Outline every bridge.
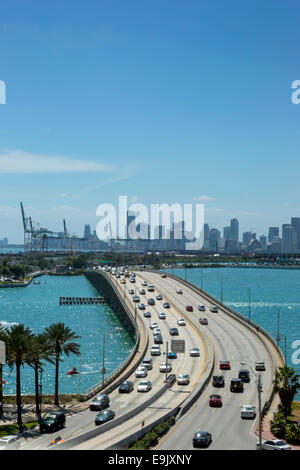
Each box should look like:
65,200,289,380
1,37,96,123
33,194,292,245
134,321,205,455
20,268,284,451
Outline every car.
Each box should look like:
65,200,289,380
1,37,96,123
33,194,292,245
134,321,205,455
167,351,177,359
161,273,167,278
210,305,218,313
220,360,231,370
176,289,183,294
142,281,148,286
256,439,292,451
160,362,172,372
137,380,152,392
193,430,212,448
199,317,208,325
95,409,115,425
158,312,166,320
133,295,140,303
138,303,145,310
212,375,225,387
169,328,179,336
89,393,110,411
177,318,186,326
139,288,146,295
130,278,136,283
129,289,135,294
177,373,190,385
130,272,135,277
144,311,151,318
230,378,244,392
190,347,200,357
156,294,163,300
154,334,163,344
150,345,161,356
120,279,126,284
147,285,155,292
0,435,21,450
238,369,250,382
39,411,66,433
135,366,148,378
185,305,193,312
148,298,155,306
150,321,158,329
241,405,256,419
163,302,170,309
153,327,161,335
255,361,265,371
198,305,206,311
209,394,222,407
142,358,153,370
118,380,134,393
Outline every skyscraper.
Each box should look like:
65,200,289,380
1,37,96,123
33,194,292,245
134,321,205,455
291,217,300,250
223,226,231,241
268,227,279,244
230,218,239,242
83,224,91,240
282,225,298,254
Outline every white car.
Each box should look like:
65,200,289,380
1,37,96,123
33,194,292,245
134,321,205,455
158,312,166,320
190,347,200,357
135,366,148,378
150,345,161,356
142,281,148,286
256,439,292,450
177,373,190,385
176,289,183,294
159,362,172,372
153,328,161,335
199,317,208,325
137,380,152,392
150,322,158,330
0,435,20,450
177,318,186,326
241,405,256,419
255,361,265,371
210,305,218,313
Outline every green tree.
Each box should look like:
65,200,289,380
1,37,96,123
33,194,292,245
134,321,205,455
43,323,81,405
274,366,300,417
5,324,34,430
0,324,8,404
29,334,55,420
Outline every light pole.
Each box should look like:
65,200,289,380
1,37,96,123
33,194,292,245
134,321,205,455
200,268,203,290
270,332,287,364
102,333,106,388
240,286,251,324
240,361,263,450
220,275,224,305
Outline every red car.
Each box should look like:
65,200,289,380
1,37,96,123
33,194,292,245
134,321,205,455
209,394,222,407
219,360,231,370
185,306,193,312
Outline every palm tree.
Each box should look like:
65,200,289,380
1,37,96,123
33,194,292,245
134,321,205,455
274,365,300,417
0,324,8,404
29,333,55,421
5,324,34,430
43,323,81,406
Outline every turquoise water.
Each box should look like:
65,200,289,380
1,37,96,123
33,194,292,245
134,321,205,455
167,267,300,399
0,275,134,395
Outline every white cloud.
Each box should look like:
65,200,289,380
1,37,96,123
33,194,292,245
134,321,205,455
0,150,113,173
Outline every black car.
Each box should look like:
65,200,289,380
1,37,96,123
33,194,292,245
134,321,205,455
169,328,179,336
40,412,66,433
154,334,163,344
230,378,244,392
212,375,225,387
148,298,155,305
144,311,151,318
193,430,212,448
238,369,250,383
163,302,170,309
118,380,134,393
95,409,115,425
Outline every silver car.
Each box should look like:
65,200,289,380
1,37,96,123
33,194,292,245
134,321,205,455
190,348,200,357
177,373,190,385
135,366,148,378
137,380,152,392
159,362,172,372
256,439,292,450
0,435,20,450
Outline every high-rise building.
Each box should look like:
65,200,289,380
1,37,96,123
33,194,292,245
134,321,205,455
291,217,300,250
83,224,91,240
282,225,298,254
242,232,255,247
230,218,239,242
259,235,267,251
223,226,231,241
268,227,279,244
209,228,220,252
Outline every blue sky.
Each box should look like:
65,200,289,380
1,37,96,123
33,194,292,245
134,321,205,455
0,0,300,242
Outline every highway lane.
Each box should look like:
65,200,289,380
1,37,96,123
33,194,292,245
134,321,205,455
21,270,206,450
138,271,274,450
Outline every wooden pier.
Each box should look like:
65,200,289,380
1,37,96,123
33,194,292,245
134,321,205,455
59,296,105,305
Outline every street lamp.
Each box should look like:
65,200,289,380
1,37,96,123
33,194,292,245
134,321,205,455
240,286,251,324
240,361,263,450
270,332,287,364
220,275,224,305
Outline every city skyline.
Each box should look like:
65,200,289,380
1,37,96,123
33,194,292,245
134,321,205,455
1,1,300,244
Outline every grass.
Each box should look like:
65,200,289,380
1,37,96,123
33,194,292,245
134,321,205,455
0,421,38,438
